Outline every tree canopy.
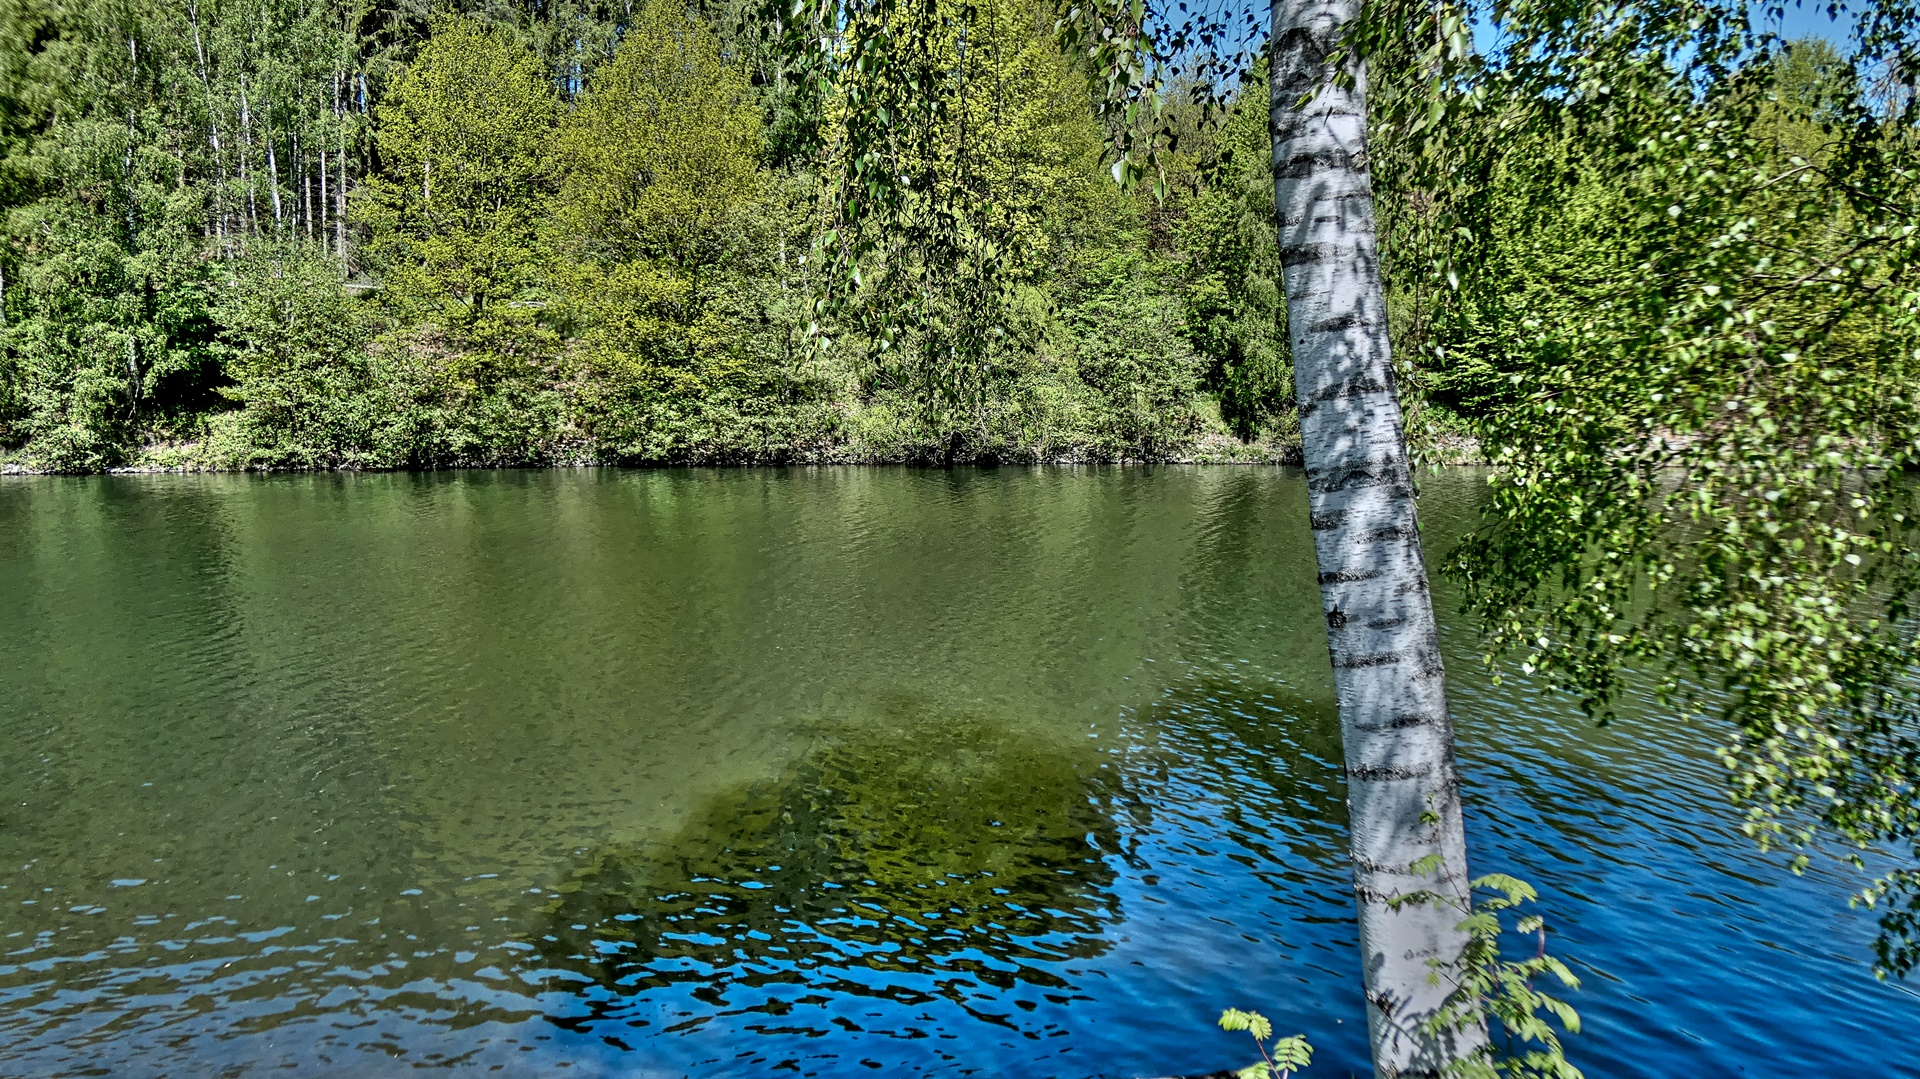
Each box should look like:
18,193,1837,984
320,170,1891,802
0,0,1260,470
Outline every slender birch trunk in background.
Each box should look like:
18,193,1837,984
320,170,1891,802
1269,1,1485,1074
319,143,329,253
301,131,312,240
187,0,227,244
333,71,347,259
240,79,258,231
267,134,284,229
336,140,347,257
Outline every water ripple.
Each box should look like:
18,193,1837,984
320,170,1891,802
0,467,1913,1077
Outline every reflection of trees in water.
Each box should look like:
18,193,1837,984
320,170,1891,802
528,702,1125,1030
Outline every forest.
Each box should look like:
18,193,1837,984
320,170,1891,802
0,0,1870,472
5,0,1920,1073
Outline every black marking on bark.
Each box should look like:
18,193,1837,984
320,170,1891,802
1309,510,1348,531
1354,712,1439,732
1306,464,1410,496
1366,613,1409,630
1347,762,1434,781
1303,452,1400,479
1351,853,1412,876
1318,569,1380,585
1335,650,1403,669
1274,150,1361,179
1350,855,1461,880
1303,376,1391,404
1309,214,1374,234
1269,25,1332,91
1325,608,1347,630
1280,185,1378,222
1278,210,1376,232
1418,663,1448,679
1271,103,1366,138
1276,141,1373,176
1297,395,1393,430
1310,312,1364,333
1365,524,1419,542
1351,848,1397,875
1279,242,1341,269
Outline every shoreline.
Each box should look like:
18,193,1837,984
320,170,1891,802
0,433,1485,476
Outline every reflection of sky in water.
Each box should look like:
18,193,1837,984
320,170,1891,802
0,468,1916,1078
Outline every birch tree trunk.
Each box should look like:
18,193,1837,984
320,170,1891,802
1268,2,1486,1075
304,150,314,240
336,141,347,258
334,72,347,260
267,134,284,230
186,0,227,244
239,80,257,232
319,143,329,254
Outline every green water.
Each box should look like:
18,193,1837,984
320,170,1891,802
1,468,1915,1077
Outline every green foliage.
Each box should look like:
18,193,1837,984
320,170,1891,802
358,326,575,468
1765,37,1858,130
1217,1009,1313,1079
0,0,1254,470
1177,68,1290,441
0,0,222,469
1360,0,1920,977
1059,247,1204,457
1426,876,1583,1079
556,4,761,270
208,246,373,467
553,1,783,462
786,0,1184,457
361,17,560,345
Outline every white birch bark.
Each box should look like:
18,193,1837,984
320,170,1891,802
304,148,314,240
327,73,338,256
334,72,347,259
187,0,227,243
267,137,284,229
336,141,347,258
319,141,329,254
239,79,257,232
1268,2,1486,1075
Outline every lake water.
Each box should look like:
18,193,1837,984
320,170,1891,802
1,467,1914,1078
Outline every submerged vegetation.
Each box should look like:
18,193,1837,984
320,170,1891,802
534,709,1122,1013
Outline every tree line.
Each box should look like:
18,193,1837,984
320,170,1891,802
0,0,1300,470
3,0,1857,476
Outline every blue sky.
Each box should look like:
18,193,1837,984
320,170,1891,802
1763,1,1857,42
1471,0,1859,55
